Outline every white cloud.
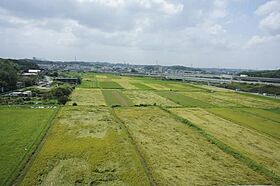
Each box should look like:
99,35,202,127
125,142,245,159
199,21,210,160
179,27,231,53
255,0,280,16
0,0,279,69
255,0,280,34
259,12,280,34
246,34,280,48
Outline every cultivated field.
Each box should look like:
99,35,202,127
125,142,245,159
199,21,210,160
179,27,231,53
67,88,106,106
169,108,280,175
21,106,150,185
123,90,179,107
0,107,57,186
115,107,271,185
6,72,279,185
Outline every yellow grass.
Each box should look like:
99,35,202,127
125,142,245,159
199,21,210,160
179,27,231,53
115,107,270,185
170,108,280,176
123,90,179,107
141,82,170,90
112,78,138,89
67,88,106,106
21,106,150,185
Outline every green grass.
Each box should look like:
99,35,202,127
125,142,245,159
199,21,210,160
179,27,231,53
102,90,133,107
0,107,57,186
158,91,213,107
130,82,154,90
241,108,280,123
99,81,123,89
208,108,280,139
78,80,97,88
268,108,280,114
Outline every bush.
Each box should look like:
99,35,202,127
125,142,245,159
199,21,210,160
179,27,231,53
72,102,77,106
57,95,68,105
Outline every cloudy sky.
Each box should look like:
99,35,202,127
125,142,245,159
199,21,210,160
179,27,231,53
0,0,279,69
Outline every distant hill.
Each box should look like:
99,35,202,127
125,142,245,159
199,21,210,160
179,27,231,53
239,69,280,78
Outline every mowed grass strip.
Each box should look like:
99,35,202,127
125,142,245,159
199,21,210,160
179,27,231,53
208,108,280,139
130,82,154,90
170,108,280,176
0,107,57,186
102,90,133,107
21,106,150,185
158,91,212,107
67,88,106,106
99,81,123,89
114,107,270,185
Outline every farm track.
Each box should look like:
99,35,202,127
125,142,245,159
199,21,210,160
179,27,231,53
110,108,157,186
160,106,280,185
11,107,61,186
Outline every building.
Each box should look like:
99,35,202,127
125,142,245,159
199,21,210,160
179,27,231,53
28,69,41,73
53,77,79,84
10,91,32,97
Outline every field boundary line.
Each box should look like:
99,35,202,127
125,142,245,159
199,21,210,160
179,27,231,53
110,108,157,186
158,106,280,185
11,107,61,185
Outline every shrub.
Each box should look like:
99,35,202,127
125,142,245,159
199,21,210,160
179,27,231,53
72,102,78,106
58,95,68,105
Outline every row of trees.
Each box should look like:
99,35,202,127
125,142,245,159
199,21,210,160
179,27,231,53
0,58,40,92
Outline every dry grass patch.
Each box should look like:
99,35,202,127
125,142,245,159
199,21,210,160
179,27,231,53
115,107,270,185
170,108,280,176
21,106,150,185
124,90,179,107
67,88,106,106
112,78,138,89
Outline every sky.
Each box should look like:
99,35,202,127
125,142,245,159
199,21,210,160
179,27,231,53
0,0,279,69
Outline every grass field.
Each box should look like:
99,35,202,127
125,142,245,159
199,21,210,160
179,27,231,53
123,90,179,107
21,106,150,185
0,107,57,186
67,88,106,106
102,90,133,107
115,107,270,185
98,81,124,89
158,91,213,107
208,108,280,139
169,108,280,175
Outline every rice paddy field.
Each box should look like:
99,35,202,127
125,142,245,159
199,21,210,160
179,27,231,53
3,73,280,185
0,107,57,186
